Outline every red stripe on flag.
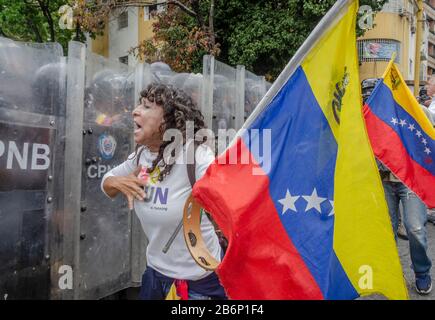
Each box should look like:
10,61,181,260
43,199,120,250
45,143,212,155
364,105,435,208
193,138,324,299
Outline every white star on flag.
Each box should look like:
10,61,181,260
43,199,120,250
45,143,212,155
302,188,327,214
424,147,431,155
416,130,422,138
278,190,300,215
328,200,335,216
399,119,407,127
422,138,427,145
408,123,415,131
391,118,398,125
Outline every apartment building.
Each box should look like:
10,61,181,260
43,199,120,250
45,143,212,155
88,1,165,67
358,0,430,84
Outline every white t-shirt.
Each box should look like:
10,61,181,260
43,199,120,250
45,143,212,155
101,143,221,280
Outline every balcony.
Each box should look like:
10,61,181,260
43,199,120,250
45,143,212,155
116,0,157,5
428,52,435,68
429,30,435,45
425,1,435,20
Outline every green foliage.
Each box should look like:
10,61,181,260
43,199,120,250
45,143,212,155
132,2,220,74
0,0,389,78
140,0,389,80
214,0,389,80
0,0,83,53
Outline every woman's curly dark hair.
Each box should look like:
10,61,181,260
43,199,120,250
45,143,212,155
133,83,207,182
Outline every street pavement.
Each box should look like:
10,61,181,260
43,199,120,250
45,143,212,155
397,220,435,300
359,219,435,300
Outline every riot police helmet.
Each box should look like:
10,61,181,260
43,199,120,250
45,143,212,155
168,72,190,89
150,61,174,85
361,78,381,104
181,73,203,107
32,61,67,115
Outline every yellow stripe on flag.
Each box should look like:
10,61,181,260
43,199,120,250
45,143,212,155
302,0,408,299
165,283,181,300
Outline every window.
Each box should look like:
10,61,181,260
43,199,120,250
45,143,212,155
381,0,404,14
144,6,150,20
430,19,435,34
429,44,435,58
157,4,166,13
357,39,401,63
144,4,157,21
118,11,128,30
119,56,128,65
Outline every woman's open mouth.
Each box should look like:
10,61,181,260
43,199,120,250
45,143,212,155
134,120,142,134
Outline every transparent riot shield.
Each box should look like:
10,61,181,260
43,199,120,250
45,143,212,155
149,61,174,85
77,49,138,299
134,61,152,99
234,66,268,130
0,37,66,299
136,63,204,116
212,61,237,135
202,56,237,154
168,72,204,111
234,65,245,131
202,55,238,154
168,72,190,89
244,70,267,121
201,55,214,129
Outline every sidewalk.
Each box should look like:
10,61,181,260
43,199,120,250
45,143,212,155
360,221,435,300
398,221,435,300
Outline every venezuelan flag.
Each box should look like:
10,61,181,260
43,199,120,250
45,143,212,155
165,281,188,300
193,0,408,299
363,60,435,208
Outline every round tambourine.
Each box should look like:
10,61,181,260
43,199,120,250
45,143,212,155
183,194,220,271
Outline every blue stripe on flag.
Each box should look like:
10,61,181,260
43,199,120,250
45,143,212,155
367,82,435,174
242,66,358,299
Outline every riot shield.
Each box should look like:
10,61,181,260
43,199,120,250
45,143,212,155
149,61,174,85
0,37,66,299
212,62,237,134
244,70,267,121
204,56,238,155
169,72,204,111
137,63,204,118
202,55,238,137
77,50,137,299
201,55,214,129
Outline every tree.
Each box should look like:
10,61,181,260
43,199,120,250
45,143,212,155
130,1,219,73
73,0,116,37
0,0,85,52
76,0,389,79
74,0,219,73
215,0,388,80
138,0,388,79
